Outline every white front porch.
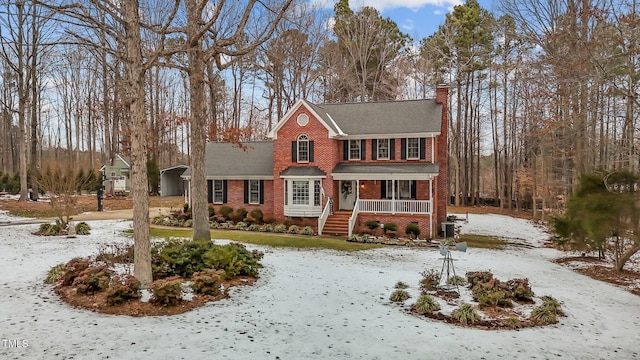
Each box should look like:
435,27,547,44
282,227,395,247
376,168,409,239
358,199,432,215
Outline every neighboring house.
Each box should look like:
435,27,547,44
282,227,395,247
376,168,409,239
100,154,131,196
183,86,449,238
160,165,189,196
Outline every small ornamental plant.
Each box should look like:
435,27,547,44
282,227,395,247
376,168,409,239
191,269,225,296
72,266,112,294
413,294,441,315
150,276,183,306
390,289,410,302
451,303,481,325
106,275,142,305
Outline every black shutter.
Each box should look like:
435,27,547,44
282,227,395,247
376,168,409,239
222,180,228,203
244,180,249,204
360,140,366,160
259,180,264,204
309,141,314,162
381,180,387,199
372,139,378,160
390,139,395,160
411,180,417,199
420,138,426,160
401,138,406,160
343,140,349,160
207,180,213,203
291,141,297,162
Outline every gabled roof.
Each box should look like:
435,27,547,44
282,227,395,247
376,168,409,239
269,98,443,139
181,142,273,180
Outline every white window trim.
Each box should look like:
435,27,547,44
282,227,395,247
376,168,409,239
407,138,420,160
349,140,361,160
377,139,390,160
283,178,323,217
213,179,224,204
248,180,260,205
297,134,309,163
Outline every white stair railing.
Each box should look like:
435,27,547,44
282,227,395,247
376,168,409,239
317,197,333,235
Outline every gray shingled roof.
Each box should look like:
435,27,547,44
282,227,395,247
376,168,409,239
280,166,326,177
332,163,439,180
309,99,443,137
182,142,273,179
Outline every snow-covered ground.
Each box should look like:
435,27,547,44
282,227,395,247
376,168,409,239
1,210,639,359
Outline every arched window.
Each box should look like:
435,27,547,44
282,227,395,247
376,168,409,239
297,134,309,162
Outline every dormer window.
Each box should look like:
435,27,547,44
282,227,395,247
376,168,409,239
292,134,314,163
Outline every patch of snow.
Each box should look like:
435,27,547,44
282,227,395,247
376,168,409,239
0,216,638,359
454,213,551,247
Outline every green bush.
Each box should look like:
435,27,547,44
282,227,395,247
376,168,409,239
183,219,193,227
413,294,441,315
274,224,286,233
75,222,91,235
248,224,261,231
204,243,262,279
150,276,183,306
475,288,512,307
389,289,410,302
152,238,215,279
106,275,141,305
235,221,248,230
301,226,314,235
249,209,264,223
383,222,398,233
451,304,480,325
72,266,112,294
394,281,409,289
218,205,234,220
364,220,379,230
191,269,225,296
45,263,66,284
500,316,523,329
530,305,557,323
208,205,216,218
540,296,562,315
420,269,440,293
447,275,467,286
405,223,421,238
466,271,494,286
263,224,273,232
36,223,64,236
230,207,248,223
288,225,299,234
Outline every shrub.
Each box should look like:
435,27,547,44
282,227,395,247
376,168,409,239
61,257,91,286
394,281,409,289
72,266,112,294
263,216,277,225
419,269,440,293
75,222,91,235
263,224,273,232
507,278,534,301
540,296,562,315
152,238,215,279
500,316,523,329
466,271,494,286
150,276,183,306
413,294,441,315
235,222,248,230
530,305,557,323
364,220,379,230
274,224,286,233
203,243,262,279
383,222,398,233
451,304,480,325
389,289,410,302
191,269,225,296
475,288,512,307
45,263,66,284
248,224,261,232
301,226,314,235
152,215,167,225
183,219,193,228
405,223,421,238
288,224,299,234
106,275,141,305
283,217,295,228
447,275,467,286
208,205,216,219
183,203,189,213
36,223,64,236
210,222,220,229
218,205,233,220
249,209,264,224
230,207,248,223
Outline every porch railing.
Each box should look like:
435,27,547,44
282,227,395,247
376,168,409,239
317,197,333,236
347,199,360,238
358,199,432,214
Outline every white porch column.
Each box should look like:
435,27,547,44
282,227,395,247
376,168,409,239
429,178,433,239
391,179,396,214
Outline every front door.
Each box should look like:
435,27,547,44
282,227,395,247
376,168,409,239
339,180,356,210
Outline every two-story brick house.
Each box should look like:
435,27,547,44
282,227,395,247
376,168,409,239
183,86,448,238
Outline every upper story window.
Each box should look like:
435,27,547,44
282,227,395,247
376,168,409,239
292,134,314,163
349,140,361,160
377,139,390,160
297,134,309,162
407,138,420,159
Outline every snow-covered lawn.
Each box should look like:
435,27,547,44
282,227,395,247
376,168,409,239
1,211,639,359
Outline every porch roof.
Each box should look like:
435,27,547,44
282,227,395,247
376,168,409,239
280,166,327,178
331,162,439,180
